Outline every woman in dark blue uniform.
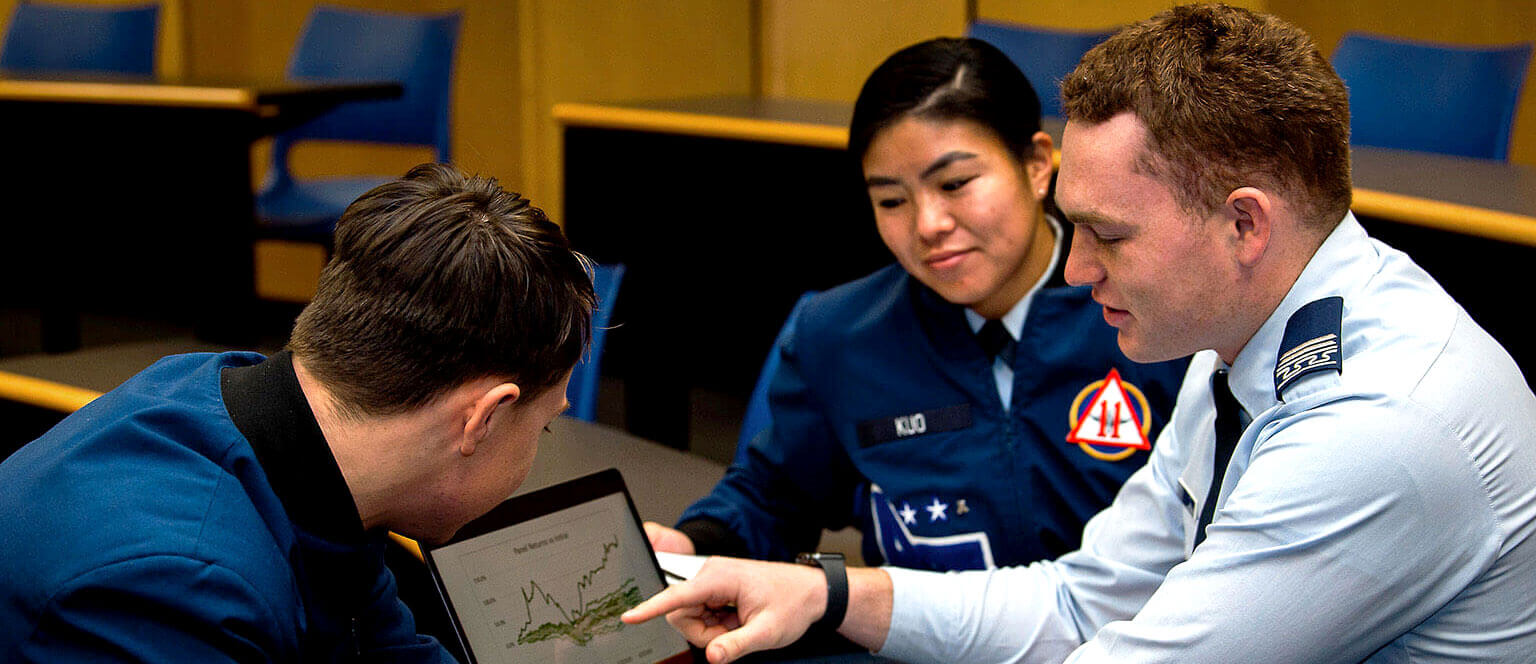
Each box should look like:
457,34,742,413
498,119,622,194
649,38,1188,570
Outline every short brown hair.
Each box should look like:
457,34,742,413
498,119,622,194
1061,3,1352,228
289,163,595,418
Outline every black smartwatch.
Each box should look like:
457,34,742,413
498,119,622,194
795,552,848,633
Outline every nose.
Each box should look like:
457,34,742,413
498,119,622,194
914,194,955,242
1064,230,1103,287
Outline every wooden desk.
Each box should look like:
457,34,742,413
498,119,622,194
0,73,401,352
557,97,1536,244
524,417,725,524
558,97,1536,443
557,97,852,149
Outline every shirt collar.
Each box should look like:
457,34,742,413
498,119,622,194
1225,211,1372,415
220,350,368,545
964,214,1065,338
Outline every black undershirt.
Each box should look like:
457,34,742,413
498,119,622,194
220,349,367,547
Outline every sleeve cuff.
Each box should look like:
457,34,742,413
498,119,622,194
676,518,750,557
876,566,951,661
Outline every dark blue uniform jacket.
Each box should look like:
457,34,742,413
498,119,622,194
0,351,453,662
680,238,1189,570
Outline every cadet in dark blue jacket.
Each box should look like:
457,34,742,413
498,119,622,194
647,38,1188,570
0,164,595,661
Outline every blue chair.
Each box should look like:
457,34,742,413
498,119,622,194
1332,32,1533,161
0,2,158,75
256,6,461,238
738,291,819,448
567,264,626,422
967,20,1114,118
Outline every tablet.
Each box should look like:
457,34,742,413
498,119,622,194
424,468,696,664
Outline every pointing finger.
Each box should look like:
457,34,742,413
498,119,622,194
622,577,731,625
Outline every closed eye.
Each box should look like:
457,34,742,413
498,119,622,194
1067,213,1129,245
1091,228,1123,244
940,176,976,192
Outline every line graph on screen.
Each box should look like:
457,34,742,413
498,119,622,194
516,535,644,647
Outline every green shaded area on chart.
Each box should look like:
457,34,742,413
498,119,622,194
517,535,644,647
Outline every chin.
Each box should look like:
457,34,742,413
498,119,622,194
1115,332,1160,364
934,286,986,308
1118,334,1196,364
911,274,974,305
431,519,471,546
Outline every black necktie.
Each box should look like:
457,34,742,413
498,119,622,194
977,319,1016,367
1194,369,1243,549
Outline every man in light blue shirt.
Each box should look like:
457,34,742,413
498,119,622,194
623,5,1536,663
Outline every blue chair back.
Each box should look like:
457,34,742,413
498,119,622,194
738,291,819,449
966,20,1114,118
1332,32,1533,161
567,264,626,423
267,6,460,190
0,2,157,75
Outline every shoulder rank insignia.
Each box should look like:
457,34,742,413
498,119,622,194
1275,296,1343,399
1066,368,1152,461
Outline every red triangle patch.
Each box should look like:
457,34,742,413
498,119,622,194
1066,368,1150,450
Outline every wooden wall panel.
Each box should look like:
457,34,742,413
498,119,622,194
182,0,248,79
977,0,1266,30
514,0,754,221
758,0,968,103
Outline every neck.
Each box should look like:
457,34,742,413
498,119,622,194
291,358,406,532
1216,228,1328,365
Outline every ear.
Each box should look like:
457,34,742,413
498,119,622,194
1026,130,1055,202
459,382,520,457
1225,186,1274,268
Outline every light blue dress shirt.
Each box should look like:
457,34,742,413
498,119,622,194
964,217,1063,411
880,213,1536,663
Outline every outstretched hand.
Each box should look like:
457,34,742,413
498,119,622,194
622,556,826,664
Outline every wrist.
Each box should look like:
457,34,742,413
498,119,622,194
841,567,892,651
796,552,847,633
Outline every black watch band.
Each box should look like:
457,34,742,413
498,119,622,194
796,552,848,633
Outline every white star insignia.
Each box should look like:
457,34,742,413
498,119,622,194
899,502,918,525
925,497,948,522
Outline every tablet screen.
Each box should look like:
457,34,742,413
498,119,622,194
427,470,692,664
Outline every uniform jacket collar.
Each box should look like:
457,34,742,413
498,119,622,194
221,350,368,546
1226,212,1372,416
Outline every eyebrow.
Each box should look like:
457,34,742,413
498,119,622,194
1062,209,1122,228
921,151,978,179
865,150,979,188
